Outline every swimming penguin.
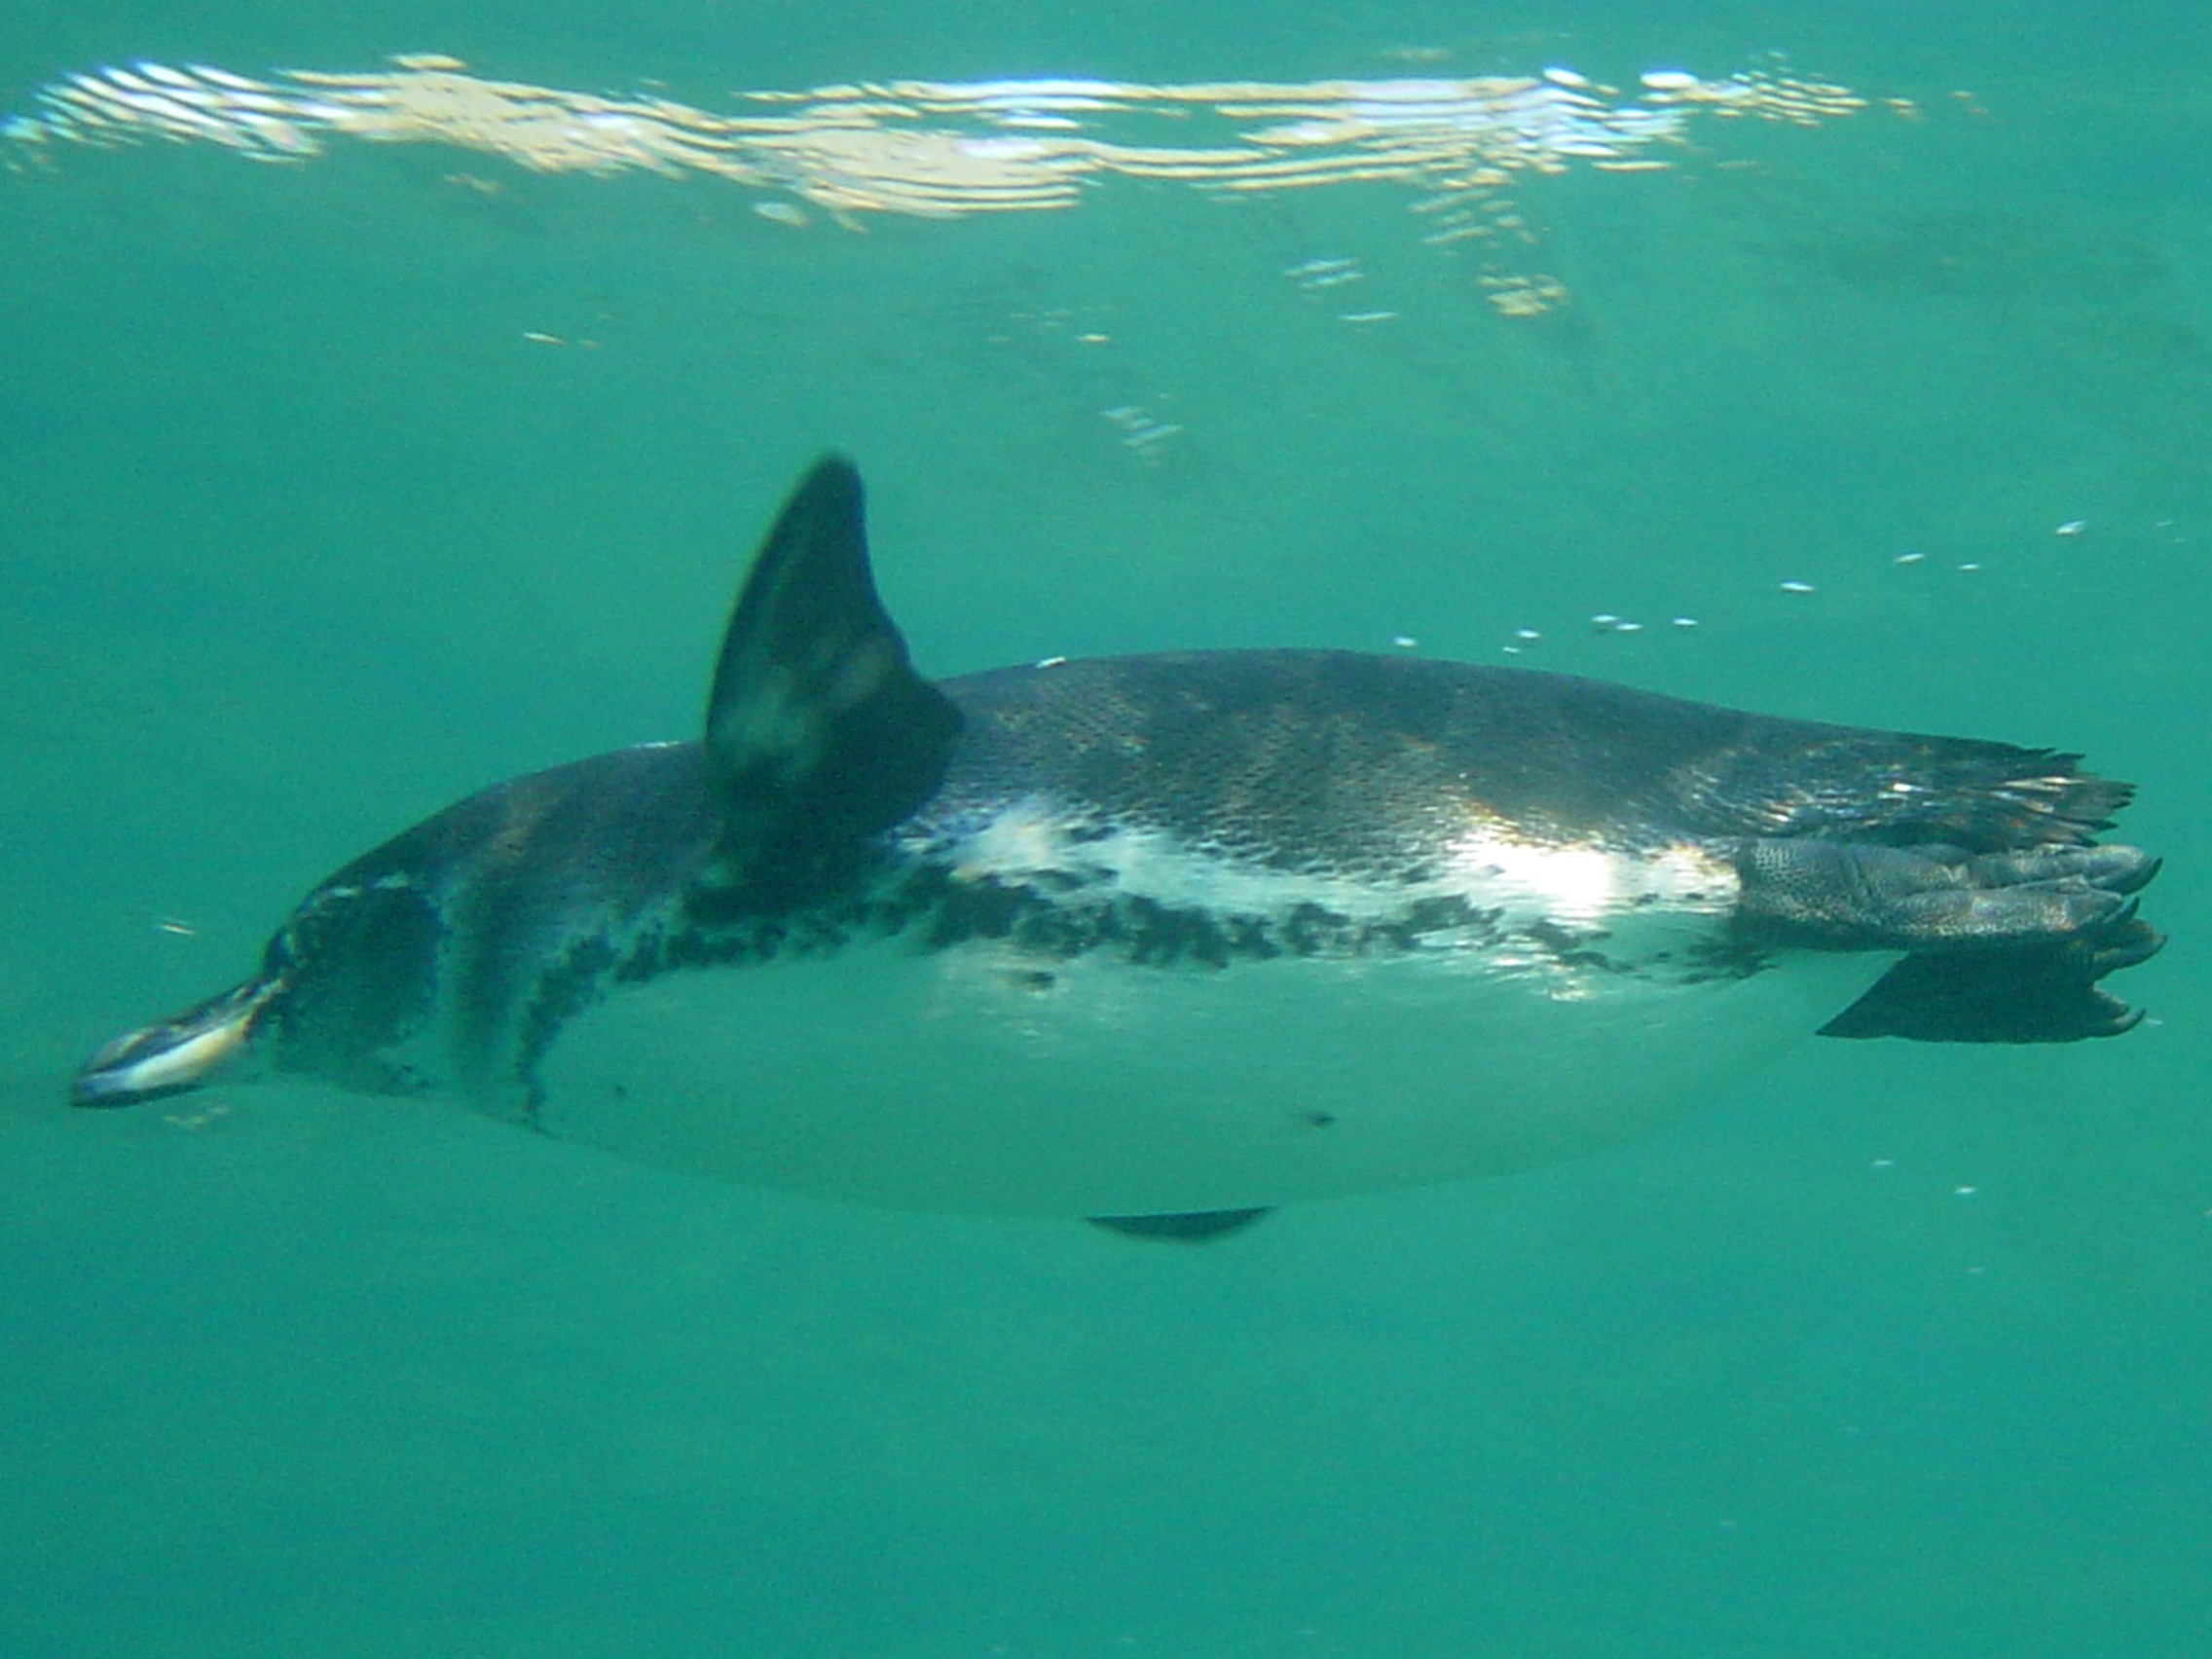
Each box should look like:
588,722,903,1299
72,458,2163,1237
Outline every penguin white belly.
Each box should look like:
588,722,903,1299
531,931,1896,1214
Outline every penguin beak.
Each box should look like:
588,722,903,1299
70,978,279,1106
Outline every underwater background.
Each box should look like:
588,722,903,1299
2,0,2207,1653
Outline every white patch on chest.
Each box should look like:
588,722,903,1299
1438,830,1734,926
923,796,1741,933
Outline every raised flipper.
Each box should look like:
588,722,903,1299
1088,1207,1274,1242
701,456,962,907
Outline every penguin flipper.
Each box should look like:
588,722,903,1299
701,456,962,905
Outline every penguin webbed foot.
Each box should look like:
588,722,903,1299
1745,837,2168,1044
1819,923,2165,1043
1735,838,2160,952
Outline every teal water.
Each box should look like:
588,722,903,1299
3,1,2208,1654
